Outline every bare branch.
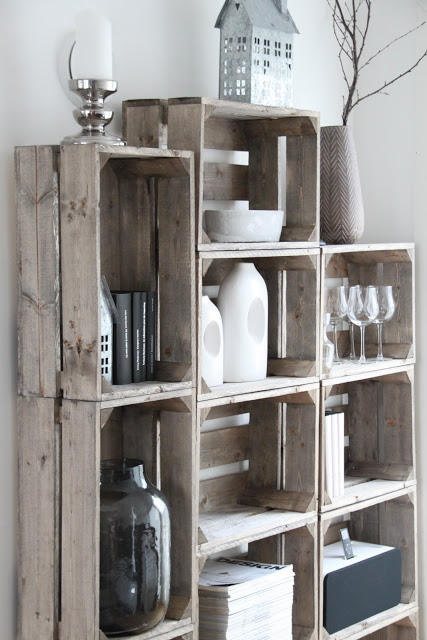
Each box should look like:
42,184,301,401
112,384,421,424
360,21,426,71
327,0,427,125
350,48,427,113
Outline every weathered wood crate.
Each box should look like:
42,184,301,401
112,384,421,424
123,97,320,247
197,382,319,557
60,392,197,640
321,244,415,378
319,488,418,640
198,247,320,401
320,366,415,513
59,144,196,402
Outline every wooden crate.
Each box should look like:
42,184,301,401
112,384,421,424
321,244,415,379
197,383,319,556
198,248,320,401
320,366,415,513
123,97,320,247
59,144,196,402
16,146,61,398
61,391,198,640
319,488,418,640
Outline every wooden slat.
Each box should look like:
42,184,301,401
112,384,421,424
117,173,156,291
244,116,318,137
160,403,197,620
122,100,167,148
286,265,319,363
285,402,318,497
203,162,248,200
346,461,414,482
158,171,195,381
204,116,249,151
99,161,121,290
167,103,205,242
61,400,100,640
238,488,316,512
267,358,317,377
247,401,281,489
286,134,319,235
16,146,61,398
281,225,317,242
110,157,191,178
247,133,280,210
17,396,59,640
200,425,249,470
121,406,159,485
60,145,101,401
285,524,317,635
199,472,248,513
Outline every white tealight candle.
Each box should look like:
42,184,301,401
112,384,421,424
72,10,113,80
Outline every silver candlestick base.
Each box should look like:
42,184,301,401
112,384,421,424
62,79,126,145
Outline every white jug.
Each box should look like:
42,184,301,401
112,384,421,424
201,296,224,387
217,263,268,382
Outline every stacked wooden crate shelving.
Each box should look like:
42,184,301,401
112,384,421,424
17,95,419,640
17,144,198,640
319,244,418,640
124,97,322,640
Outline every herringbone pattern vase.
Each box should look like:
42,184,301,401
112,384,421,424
320,125,364,244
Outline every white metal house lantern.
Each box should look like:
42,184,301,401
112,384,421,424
215,0,299,108
100,276,118,386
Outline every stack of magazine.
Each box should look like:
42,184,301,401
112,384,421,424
198,557,294,640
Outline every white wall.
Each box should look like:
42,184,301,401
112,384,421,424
1,1,425,637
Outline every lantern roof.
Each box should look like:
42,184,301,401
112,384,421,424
215,0,299,35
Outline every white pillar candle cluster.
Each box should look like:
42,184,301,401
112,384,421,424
72,10,113,80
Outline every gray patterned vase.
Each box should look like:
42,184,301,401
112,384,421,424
320,125,364,244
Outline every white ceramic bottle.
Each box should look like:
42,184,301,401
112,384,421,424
217,262,268,382
201,296,223,387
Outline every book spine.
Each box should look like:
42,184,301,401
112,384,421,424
324,413,334,499
113,292,132,385
332,412,340,499
132,292,148,383
337,412,345,497
146,291,156,381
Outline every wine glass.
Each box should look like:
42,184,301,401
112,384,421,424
372,285,396,361
325,286,348,363
347,285,379,364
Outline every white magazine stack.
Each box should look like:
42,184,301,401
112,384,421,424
198,557,294,640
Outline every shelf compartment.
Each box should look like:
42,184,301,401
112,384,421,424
123,97,320,247
198,248,320,400
61,393,197,640
319,489,418,639
321,604,418,640
321,244,415,377
198,385,319,556
320,366,415,512
60,144,196,402
200,521,318,640
108,617,193,640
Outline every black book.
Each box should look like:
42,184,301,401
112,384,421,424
146,291,156,381
112,292,132,385
132,292,147,383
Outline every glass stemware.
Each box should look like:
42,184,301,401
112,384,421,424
372,285,396,361
325,286,348,363
347,285,379,364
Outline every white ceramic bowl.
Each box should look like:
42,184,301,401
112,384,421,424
204,209,284,243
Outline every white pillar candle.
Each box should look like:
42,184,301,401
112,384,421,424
72,11,113,80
